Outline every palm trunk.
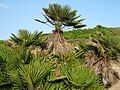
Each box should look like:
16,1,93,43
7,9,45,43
47,29,73,56
85,51,120,87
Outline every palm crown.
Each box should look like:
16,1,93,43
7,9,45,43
35,3,86,31
10,30,43,48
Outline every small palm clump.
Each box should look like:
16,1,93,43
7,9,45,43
10,29,43,48
35,3,86,55
84,33,120,87
44,52,104,90
10,30,44,58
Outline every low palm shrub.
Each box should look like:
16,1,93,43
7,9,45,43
44,53,104,90
78,32,120,87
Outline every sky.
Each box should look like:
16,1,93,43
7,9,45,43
0,0,120,40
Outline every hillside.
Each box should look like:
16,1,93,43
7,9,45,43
0,27,120,90
42,27,120,43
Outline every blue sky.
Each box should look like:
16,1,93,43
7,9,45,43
0,0,120,40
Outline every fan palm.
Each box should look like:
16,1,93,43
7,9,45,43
84,33,120,87
10,29,43,48
10,30,44,59
44,53,104,90
35,3,86,55
8,58,52,90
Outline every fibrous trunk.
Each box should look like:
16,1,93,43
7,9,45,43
85,51,120,87
47,30,73,56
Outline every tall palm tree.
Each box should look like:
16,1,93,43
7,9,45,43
35,3,86,55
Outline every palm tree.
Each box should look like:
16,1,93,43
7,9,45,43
35,3,86,55
10,29,43,48
10,30,44,61
84,33,120,87
43,52,104,90
7,57,52,90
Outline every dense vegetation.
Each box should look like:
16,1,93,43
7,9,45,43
0,27,120,90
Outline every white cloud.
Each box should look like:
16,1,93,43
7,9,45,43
0,3,9,8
